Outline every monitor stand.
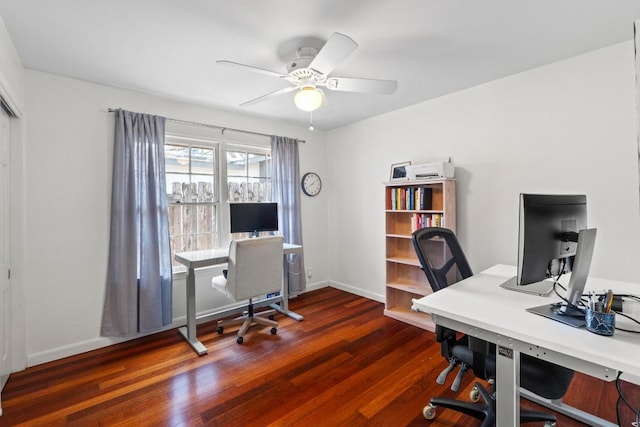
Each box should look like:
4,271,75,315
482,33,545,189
526,228,597,328
500,276,554,297
526,303,586,328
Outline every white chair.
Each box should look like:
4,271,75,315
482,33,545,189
212,236,284,344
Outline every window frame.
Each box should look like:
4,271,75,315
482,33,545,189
220,142,273,242
164,130,273,273
165,135,221,269
225,143,272,202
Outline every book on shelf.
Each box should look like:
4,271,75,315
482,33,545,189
410,213,444,232
387,187,433,210
418,187,433,210
433,213,443,228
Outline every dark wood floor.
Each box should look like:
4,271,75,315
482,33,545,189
1,287,638,426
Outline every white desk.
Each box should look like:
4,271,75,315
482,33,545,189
412,264,640,427
175,243,303,355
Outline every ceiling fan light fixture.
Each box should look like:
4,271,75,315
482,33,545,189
294,87,323,112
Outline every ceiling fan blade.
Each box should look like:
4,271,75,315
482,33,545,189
325,77,398,94
240,86,297,107
216,60,286,79
308,33,358,76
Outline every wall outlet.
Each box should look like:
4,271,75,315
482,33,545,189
306,268,312,279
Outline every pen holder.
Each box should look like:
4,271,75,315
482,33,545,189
585,309,615,336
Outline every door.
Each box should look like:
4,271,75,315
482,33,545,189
0,105,10,414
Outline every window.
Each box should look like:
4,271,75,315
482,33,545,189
165,142,218,267
164,137,272,267
226,145,273,240
227,146,271,202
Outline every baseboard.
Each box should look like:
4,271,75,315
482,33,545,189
328,280,385,303
27,335,132,367
301,280,329,294
26,280,377,367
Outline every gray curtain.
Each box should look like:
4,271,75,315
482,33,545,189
271,135,306,296
101,109,172,336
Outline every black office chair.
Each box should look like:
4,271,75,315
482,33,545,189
412,227,574,427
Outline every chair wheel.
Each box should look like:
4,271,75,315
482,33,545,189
423,404,436,420
271,327,277,335
470,386,480,402
236,336,243,344
217,326,223,334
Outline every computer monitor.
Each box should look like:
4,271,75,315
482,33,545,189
500,193,597,327
230,202,278,237
522,194,587,289
501,194,588,296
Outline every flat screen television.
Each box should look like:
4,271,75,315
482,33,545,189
230,202,278,237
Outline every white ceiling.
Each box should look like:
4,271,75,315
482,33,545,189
1,0,639,130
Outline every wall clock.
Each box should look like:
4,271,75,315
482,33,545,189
301,172,322,197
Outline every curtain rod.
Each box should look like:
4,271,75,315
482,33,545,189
107,108,305,143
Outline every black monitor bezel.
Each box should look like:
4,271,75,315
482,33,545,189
229,202,279,234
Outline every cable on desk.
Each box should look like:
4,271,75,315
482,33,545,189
552,268,640,330
550,260,640,331
550,259,588,315
611,310,640,333
593,292,640,333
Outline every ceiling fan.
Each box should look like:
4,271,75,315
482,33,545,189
217,32,398,112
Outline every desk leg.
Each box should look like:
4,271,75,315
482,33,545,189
519,389,618,427
496,345,520,425
270,255,304,321
178,267,207,356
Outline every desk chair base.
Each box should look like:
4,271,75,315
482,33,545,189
217,303,278,344
424,381,557,427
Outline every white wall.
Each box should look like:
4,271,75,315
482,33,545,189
23,70,329,365
16,37,640,367
327,41,640,301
